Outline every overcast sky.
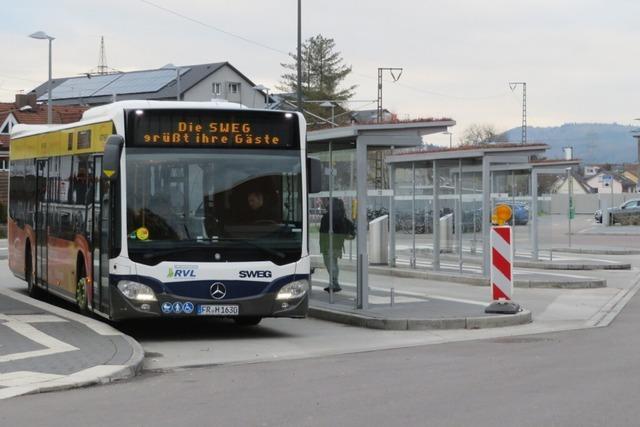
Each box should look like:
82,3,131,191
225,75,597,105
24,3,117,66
2,0,638,145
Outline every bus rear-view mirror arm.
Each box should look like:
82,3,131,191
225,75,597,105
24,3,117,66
307,157,322,194
103,135,124,181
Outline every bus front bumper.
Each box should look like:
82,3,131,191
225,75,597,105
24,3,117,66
109,287,308,321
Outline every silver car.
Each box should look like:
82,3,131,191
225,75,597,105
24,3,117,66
595,199,640,223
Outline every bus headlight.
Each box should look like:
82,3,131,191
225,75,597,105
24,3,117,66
276,280,309,300
117,280,157,302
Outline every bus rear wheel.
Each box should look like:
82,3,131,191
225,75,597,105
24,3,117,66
76,277,88,313
26,248,40,298
235,316,262,326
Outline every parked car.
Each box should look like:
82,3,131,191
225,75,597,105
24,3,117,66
596,199,640,224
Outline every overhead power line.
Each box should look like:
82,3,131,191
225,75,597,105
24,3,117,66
139,0,289,55
139,0,510,103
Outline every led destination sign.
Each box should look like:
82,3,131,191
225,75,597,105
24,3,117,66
127,109,299,149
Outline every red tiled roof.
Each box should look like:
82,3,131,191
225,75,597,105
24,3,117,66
0,103,89,149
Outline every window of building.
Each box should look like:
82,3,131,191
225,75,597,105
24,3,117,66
228,83,240,94
0,158,8,171
212,82,221,95
0,116,16,134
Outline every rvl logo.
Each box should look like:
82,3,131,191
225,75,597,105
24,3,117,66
168,267,197,278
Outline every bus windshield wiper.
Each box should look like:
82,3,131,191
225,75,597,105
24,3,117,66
222,238,286,259
140,245,205,259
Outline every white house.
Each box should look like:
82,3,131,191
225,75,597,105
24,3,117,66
585,172,636,194
550,173,593,194
583,165,600,177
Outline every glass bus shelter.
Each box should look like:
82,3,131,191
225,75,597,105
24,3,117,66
385,145,580,277
307,121,455,309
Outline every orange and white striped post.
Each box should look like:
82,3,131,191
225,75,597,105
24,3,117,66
485,225,521,314
490,225,513,301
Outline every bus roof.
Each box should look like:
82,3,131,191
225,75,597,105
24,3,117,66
10,100,254,140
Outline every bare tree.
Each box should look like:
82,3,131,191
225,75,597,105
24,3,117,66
459,124,499,146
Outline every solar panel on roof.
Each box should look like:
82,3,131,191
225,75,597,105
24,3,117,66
38,74,122,101
91,68,190,97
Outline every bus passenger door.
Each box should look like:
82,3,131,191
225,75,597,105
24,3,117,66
35,159,48,289
90,156,110,315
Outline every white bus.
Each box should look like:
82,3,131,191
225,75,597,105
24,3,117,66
9,101,318,324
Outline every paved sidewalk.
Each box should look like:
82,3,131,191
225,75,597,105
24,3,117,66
309,248,640,332
0,288,143,400
309,283,531,330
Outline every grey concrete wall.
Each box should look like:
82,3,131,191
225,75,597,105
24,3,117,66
548,193,640,214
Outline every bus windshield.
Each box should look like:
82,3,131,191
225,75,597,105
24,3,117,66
125,148,303,265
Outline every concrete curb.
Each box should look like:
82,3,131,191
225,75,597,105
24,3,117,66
514,261,630,270
308,305,532,331
365,265,607,289
313,260,606,289
409,250,630,271
513,278,606,289
410,249,640,270
553,247,640,255
0,288,144,400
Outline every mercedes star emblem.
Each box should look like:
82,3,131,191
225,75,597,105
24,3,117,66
210,282,226,300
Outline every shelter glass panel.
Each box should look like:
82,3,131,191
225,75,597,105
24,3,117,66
308,141,358,305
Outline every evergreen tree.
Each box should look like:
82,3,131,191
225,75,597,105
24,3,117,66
279,34,356,127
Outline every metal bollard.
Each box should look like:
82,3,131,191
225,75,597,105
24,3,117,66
390,287,395,306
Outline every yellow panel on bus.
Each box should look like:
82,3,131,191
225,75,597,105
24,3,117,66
10,121,115,160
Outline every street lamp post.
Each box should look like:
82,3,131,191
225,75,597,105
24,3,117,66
320,101,335,127
29,31,55,124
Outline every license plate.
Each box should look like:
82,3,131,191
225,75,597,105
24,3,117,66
197,305,239,316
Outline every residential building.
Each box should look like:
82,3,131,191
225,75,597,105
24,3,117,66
585,171,637,194
583,165,600,177
0,94,87,205
29,62,270,108
550,172,593,194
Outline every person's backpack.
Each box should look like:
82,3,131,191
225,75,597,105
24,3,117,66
345,218,356,240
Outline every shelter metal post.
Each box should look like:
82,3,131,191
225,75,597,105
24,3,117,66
531,170,539,261
411,163,416,268
356,140,368,309
328,142,334,303
457,159,463,273
432,160,440,270
389,164,396,267
482,156,491,276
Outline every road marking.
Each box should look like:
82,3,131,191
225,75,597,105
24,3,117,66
0,288,119,336
0,314,78,363
6,314,68,323
586,276,640,327
0,371,64,387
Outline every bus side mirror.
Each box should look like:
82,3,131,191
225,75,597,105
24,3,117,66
307,157,322,194
103,135,124,181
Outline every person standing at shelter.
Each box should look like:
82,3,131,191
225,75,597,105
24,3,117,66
319,198,355,292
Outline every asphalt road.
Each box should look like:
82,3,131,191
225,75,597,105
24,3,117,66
2,283,640,426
